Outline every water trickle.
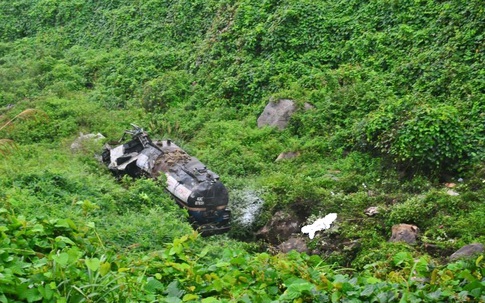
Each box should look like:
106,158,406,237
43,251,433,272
229,189,264,228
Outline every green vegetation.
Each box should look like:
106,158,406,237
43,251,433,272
1,0,484,301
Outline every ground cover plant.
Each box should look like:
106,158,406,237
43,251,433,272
1,0,484,301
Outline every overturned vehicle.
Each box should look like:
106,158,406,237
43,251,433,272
102,124,230,235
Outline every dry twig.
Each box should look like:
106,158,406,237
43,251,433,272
0,108,48,132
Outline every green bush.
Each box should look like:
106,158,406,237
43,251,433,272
387,196,434,228
364,102,470,175
140,70,192,112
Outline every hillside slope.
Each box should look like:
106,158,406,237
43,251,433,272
0,0,484,301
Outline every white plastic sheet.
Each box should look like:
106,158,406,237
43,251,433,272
301,213,337,239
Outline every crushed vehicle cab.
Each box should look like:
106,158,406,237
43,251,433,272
101,124,230,235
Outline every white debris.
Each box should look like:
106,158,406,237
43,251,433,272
364,206,380,217
71,132,105,151
447,189,459,196
301,213,337,239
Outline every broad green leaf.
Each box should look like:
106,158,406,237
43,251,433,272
19,288,42,303
464,280,483,293
361,284,375,297
215,261,230,268
469,287,482,299
145,277,164,293
476,255,483,267
415,257,429,275
331,291,340,303
166,280,185,298
31,224,44,233
55,236,75,246
211,279,225,292
85,257,100,271
459,270,476,282
118,267,130,272
67,247,82,263
230,257,246,265
280,279,315,300
38,284,54,300
52,252,69,267
100,262,111,276
201,298,220,303
182,294,199,301
55,218,77,230
393,252,413,267
198,246,209,258
169,243,183,256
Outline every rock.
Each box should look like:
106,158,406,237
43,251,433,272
257,99,296,130
257,99,314,130
256,211,302,245
275,151,300,162
447,189,459,196
364,206,379,217
303,103,315,110
423,243,440,256
341,239,361,255
389,224,419,245
71,132,105,151
449,243,484,261
316,238,362,263
277,237,308,254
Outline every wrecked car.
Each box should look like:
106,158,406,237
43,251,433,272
101,124,230,235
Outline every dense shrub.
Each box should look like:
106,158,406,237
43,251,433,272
364,102,470,174
140,70,192,112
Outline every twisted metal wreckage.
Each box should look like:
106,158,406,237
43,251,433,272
101,124,231,235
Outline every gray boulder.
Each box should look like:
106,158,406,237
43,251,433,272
71,132,105,151
256,211,303,245
389,224,419,245
449,243,484,261
275,151,300,162
257,99,296,130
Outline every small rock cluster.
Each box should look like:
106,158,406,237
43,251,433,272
257,201,483,262
255,101,483,261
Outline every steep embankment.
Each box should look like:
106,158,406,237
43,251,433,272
0,0,484,301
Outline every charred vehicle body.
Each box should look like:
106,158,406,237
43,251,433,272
102,125,230,235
